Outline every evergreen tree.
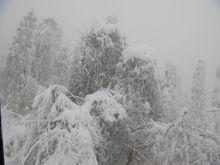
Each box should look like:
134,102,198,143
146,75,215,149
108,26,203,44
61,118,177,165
31,18,62,86
69,19,127,97
162,62,182,121
212,67,220,108
1,10,37,114
212,67,220,134
115,45,164,122
53,47,71,86
189,60,207,129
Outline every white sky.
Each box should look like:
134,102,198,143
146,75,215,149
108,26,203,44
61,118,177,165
0,0,220,100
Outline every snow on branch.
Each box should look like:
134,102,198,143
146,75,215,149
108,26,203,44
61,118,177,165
82,89,127,122
22,85,101,165
122,44,156,64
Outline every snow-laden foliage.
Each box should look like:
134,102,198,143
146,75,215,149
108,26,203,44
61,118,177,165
53,47,72,86
155,108,220,165
82,89,132,165
31,18,62,86
1,10,37,114
162,62,182,121
212,68,220,108
4,125,28,164
69,20,127,98
212,67,220,134
126,119,168,165
189,60,211,130
122,44,156,64
191,60,206,110
1,106,27,165
82,89,127,122
2,12,220,165
22,85,100,165
115,44,164,121
1,12,66,115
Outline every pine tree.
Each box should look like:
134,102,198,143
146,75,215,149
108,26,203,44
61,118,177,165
69,19,127,98
212,67,220,108
162,62,182,121
189,60,207,129
1,10,37,114
31,18,62,86
212,67,220,134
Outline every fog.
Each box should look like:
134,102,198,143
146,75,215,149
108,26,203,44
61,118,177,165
0,0,220,100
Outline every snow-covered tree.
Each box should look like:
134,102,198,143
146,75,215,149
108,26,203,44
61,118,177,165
162,62,182,121
127,119,168,165
21,85,100,165
212,67,220,109
69,20,127,98
2,10,220,165
115,44,164,122
31,18,62,86
155,108,220,165
189,60,208,129
53,47,72,86
1,10,37,114
191,60,206,110
212,67,220,134
81,89,132,165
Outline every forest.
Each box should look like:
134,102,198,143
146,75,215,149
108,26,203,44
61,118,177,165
0,10,220,165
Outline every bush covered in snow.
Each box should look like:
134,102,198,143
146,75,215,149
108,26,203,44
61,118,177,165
82,89,133,165
155,109,220,165
20,85,100,165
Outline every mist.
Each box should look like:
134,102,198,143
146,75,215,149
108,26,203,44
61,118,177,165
0,0,220,99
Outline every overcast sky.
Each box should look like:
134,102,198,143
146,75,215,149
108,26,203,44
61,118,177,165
0,0,220,100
